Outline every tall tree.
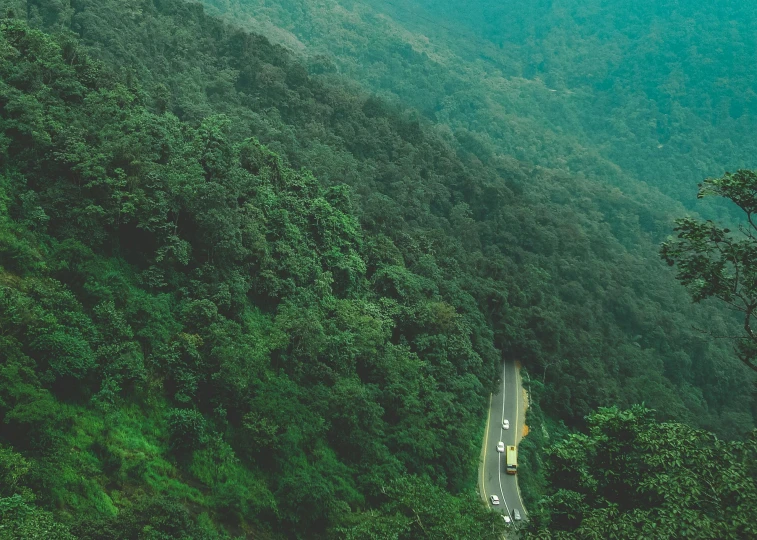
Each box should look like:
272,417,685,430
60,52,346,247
661,169,757,374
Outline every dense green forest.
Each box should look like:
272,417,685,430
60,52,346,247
526,405,757,538
400,0,757,202
200,0,757,222
0,0,755,537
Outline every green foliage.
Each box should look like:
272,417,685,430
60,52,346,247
206,0,757,222
0,495,74,539
0,442,75,538
1,13,507,535
191,0,755,436
70,495,217,540
516,372,565,512
167,408,209,456
0,445,31,498
527,406,757,539
336,475,505,539
662,169,757,374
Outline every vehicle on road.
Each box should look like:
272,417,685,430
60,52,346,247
506,445,517,474
497,441,505,453
503,419,509,429
502,515,511,524
512,508,521,521
490,495,500,505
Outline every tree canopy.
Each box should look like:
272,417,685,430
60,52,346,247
662,170,757,374
526,406,757,539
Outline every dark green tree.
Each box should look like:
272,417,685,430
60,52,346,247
661,169,757,374
528,406,757,539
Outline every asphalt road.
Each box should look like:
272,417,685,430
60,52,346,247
480,359,526,523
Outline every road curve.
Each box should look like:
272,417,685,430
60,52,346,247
479,359,526,522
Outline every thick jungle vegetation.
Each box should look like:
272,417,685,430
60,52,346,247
521,173,757,536
524,405,757,538
0,0,755,538
200,0,757,221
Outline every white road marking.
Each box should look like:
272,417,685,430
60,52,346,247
498,362,510,517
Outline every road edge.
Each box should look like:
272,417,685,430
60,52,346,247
478,392,493,503
514,363,528,515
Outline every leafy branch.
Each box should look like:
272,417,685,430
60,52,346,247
661,170,757,374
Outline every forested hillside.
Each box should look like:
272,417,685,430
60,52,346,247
0,0,755,538
404,0,757,200
200,0,757,221
16,0,752,434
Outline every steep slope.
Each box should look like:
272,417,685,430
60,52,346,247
409,0,757,202
0,0,755,537
50,0,754,433
199,0,757,222
1,18,504,537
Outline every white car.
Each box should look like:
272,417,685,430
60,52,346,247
497,441,505,453
490,495,500,505
503,419,510,429
502,515,512,524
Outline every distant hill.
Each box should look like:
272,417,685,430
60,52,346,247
200,0,757,221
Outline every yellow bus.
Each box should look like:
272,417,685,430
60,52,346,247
506,445,517,474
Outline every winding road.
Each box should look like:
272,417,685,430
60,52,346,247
479,359,527,523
